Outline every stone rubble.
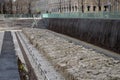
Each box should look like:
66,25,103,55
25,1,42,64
23,28,120,80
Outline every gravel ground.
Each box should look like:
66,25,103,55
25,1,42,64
23,28,120,80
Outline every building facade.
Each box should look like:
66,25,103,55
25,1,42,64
13,0,30,14
0,0,120,14
31,0,48,14
32,0,120,13
47,0,113,13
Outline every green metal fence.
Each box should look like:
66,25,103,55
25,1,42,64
42,12,120,19
3,12,120,19
4,14,41,18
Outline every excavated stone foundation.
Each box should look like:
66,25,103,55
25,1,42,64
23,28,120,80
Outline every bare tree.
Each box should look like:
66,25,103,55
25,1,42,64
28,0,32,14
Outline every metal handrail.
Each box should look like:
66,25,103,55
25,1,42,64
4,14,40,18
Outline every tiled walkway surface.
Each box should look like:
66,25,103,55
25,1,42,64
0,31,20,80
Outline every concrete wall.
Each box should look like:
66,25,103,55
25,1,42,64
44,18,120,53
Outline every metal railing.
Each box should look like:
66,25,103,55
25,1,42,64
2,14,42,28
4,14,41,18
2,12,120,19
42,12,120,19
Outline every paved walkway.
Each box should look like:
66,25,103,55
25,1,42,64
0,31,4,55
0,31,20,80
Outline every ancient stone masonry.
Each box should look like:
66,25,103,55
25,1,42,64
23,28,120,80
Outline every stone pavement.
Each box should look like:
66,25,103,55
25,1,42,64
0,31,20,80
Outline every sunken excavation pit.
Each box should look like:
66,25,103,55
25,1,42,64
44,18,120,53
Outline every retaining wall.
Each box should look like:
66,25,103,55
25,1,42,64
43,18,120,53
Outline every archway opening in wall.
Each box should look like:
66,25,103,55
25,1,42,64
69,6,71,12
72,6,74,12
75,6,77,11
59,8,61,12
67,7,69,12
62,7,63,12
82,5,84,13
104,5,108,11
93,6,96,11
87,6,90,11
99,6,101,11
46,11,48,13
64,7,66,12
